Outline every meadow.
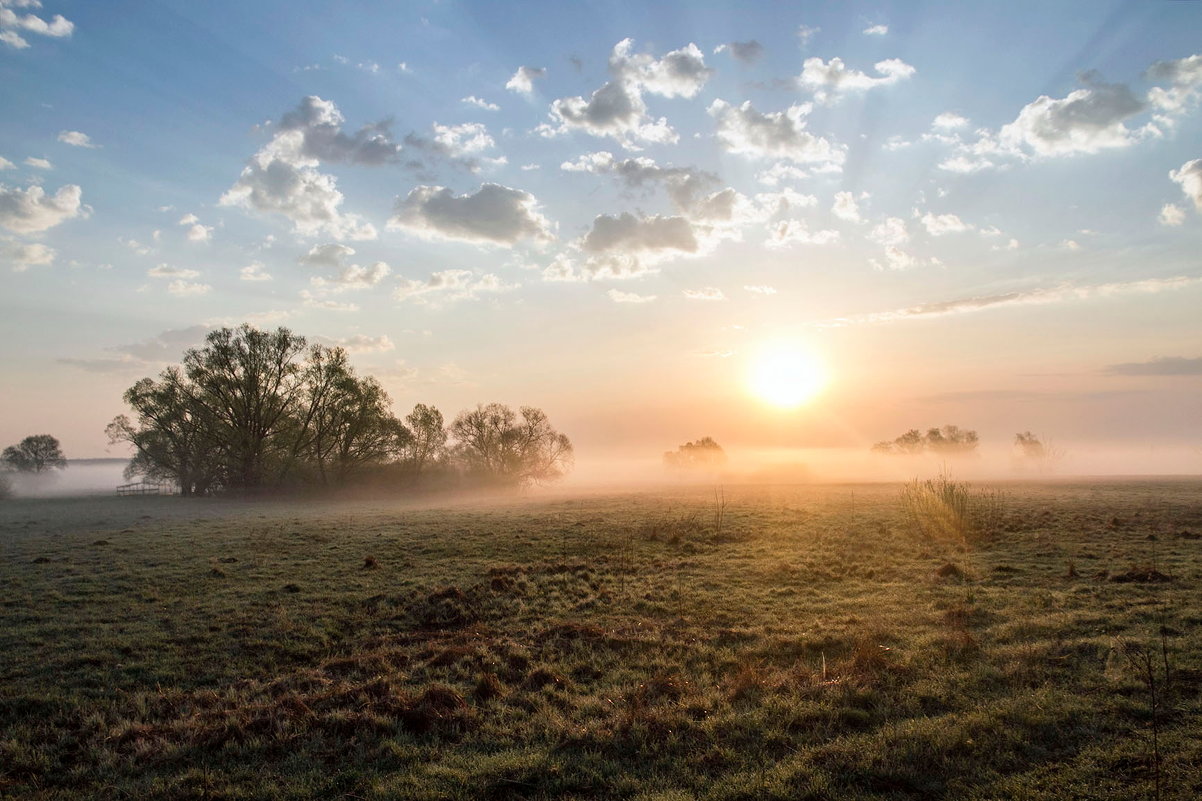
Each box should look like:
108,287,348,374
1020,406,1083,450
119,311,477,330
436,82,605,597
1,479,1200,800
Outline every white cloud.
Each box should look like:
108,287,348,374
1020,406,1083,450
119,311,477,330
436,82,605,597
336,334,394,353
393,268,517,305
300,290,359,311
1169,159,1202,211
0,1,73,49
3,239,54,271
220,97,390,240
178,212,213,242
1158,203,1185,227
999,74,1147,157
148,264,200,279
167,279,211,296
546,39,710,148
607,289,657,304
389,183,552,246
920,212,971,235
831,191,861,223
931,112,969,130
582,212,697,255
0,183,83,233
1146,53,1202,115
744,284,777,295
765,218,839,248
240,261,272,281
683,287,726,301
1061,239,1081,251
430,121,496,158
506,65,546,95
863,24,888,36
461,95,499,111
0,156,13,170
57,130,97,148
870,216,908,246
798,56,915,103
708,99,845,166
714,40,763,64
311,260,390,291
756,162,809,186
24,156,51,169
299,242,355,267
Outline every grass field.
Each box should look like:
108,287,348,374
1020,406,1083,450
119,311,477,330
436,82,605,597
2,479,1201,800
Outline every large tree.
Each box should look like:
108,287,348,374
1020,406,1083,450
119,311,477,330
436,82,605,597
401,403,448,481
450,403,572,487
1,435,67,473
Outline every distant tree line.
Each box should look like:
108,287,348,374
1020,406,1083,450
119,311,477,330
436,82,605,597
106,325,572,495
872,425,979,456
664,437,727,471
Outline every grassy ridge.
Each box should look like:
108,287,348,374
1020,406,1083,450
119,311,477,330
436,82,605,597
1,481,1200,799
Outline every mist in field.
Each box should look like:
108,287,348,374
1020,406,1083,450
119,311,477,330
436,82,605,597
4,460,128,499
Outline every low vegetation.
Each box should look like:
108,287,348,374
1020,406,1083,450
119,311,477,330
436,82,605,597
1,480,1200,799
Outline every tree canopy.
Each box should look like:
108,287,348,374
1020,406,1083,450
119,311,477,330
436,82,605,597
872,425,979,456
663,437,727,470
2,435,67,473
107,325,570,495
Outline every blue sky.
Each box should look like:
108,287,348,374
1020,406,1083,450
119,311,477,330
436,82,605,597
2,0,1201,473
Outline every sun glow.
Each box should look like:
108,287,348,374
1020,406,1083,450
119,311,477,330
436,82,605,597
747,343,827,408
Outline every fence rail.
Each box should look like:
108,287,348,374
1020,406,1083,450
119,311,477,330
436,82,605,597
116,482,177,496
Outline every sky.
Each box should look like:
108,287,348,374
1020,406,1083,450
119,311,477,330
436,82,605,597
1,0,1201,477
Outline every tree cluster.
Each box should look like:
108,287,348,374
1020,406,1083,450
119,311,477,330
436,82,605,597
2,435,66,473
663,437,727,471
107,325,571,495
871,425,979,456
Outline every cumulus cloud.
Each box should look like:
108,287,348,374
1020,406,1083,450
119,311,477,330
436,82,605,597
57,130,97,148
167,279,211,296
756,162,810,186
1169,159,1202,211
570,212,703,278
1146,54,1202,115
300,290,359,312
919,212,972,235
831,191,861,223
0,156,13,170
607,289,657,303
870,216,908,246
931,112,969,130
24,156,51,169
178,212,213,242
506,65,546,95
239,261,272,281
863,24,888,36
546,39,711,148
713,40,763,64
998,73,1147,157
797,25,820,46
393,268,517,305
389,183,551,246
1158,203,1185,227
299,242,356,267
744,284,777,295
311,260,390,291
708,99,845,166
461,96,499,111
0,1,73,50
2,239,54,271
220,96,384,240
0,182,83,233
404,121,506,173
798,56,915,102
765,218,839,248
682,287,726,301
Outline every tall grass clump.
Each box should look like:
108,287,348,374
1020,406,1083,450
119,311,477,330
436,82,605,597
901,471,1005,557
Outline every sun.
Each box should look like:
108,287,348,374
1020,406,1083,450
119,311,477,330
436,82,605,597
747,343,827,408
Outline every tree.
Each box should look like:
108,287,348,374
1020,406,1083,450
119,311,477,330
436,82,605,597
106,368,221,496
1,435,67,473
450,403,573,487
872,425,978,456
401,403,448,480
1014,431,1065,473
663,437,727,470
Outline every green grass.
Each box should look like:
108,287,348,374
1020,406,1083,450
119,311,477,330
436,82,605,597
2,479,1201,799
